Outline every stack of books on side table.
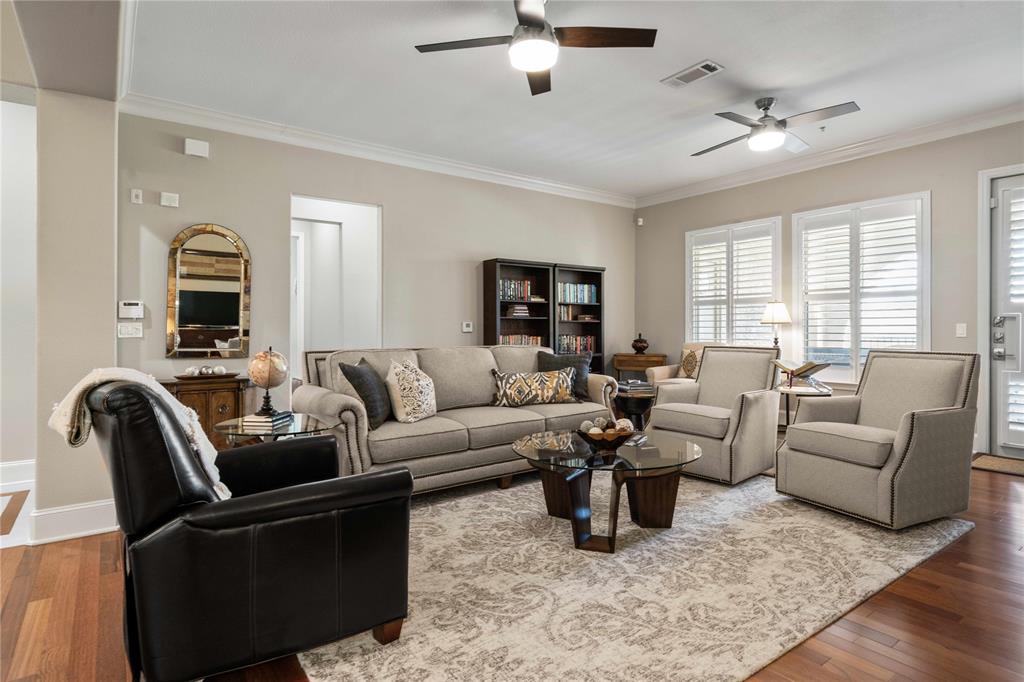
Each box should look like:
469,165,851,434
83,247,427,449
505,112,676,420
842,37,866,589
617,379,654,394
242,411,293,433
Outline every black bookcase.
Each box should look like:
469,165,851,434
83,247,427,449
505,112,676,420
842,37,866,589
483,258,605,372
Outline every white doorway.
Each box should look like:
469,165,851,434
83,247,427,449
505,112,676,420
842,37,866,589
988,173,1024,459
289,195,383,382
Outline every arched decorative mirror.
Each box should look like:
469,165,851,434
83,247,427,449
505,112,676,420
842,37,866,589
166,224,251,358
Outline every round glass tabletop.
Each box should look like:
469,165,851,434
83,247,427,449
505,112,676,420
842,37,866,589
512,429,701,473
213,413,340,438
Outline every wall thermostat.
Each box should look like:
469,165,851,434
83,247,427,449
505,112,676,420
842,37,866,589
118,300,144,319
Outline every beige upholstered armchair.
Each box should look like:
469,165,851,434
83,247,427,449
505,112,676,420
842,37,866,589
647,346,780,484
776,351,979,529
645,342,705,388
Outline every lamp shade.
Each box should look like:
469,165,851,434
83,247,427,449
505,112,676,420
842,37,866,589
760,301,792,325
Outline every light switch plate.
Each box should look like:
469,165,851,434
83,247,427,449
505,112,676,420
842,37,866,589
130,188,143,204
955,323,968,338
462,321,473,333
117,322,143,339
160,192,179,208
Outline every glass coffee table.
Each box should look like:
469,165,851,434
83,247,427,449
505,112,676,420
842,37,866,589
512,430,701,553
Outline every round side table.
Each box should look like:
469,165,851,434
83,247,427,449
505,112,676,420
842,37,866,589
213,413,340,447
614,390,658,431
777,385,833,426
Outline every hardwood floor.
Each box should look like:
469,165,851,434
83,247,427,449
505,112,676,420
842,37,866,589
1,470,1020,681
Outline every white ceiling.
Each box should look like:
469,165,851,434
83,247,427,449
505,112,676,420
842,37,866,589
127,1,1024,203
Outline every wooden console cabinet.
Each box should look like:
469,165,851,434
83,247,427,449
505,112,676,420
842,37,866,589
160,376,248,450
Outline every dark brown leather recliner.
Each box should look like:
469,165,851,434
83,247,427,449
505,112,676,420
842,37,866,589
86,381,413,682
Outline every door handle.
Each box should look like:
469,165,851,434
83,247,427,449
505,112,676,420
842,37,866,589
993,347,1016,360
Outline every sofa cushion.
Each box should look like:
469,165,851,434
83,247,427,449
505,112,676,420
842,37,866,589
417,347,500,411
520,402,609,432
327,349,418,398
490,345,552,373
786,422,896,468
367,416,468,463
492,368,577,407
439,406,545,449
649,403,732,439
339,359,391,429
537,351,591,400
385,361,437,423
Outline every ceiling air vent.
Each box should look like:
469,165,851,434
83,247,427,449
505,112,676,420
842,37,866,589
661,60,723,88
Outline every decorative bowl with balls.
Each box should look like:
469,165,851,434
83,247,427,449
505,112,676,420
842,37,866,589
576,416,636,452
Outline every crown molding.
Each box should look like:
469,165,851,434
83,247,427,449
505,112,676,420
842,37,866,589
117,93,636,208
635,103,1024,209
117,0,138,100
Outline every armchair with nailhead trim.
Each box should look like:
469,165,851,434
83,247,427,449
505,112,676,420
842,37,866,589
776,350,979,529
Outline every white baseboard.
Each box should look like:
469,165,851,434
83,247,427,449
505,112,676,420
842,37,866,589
0,459,34,489
29,498,117,545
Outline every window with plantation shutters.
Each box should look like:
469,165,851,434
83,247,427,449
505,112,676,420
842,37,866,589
794,193,930,382
685,218,780,346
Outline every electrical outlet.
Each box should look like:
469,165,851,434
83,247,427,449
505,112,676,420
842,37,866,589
462,321,473,333
955,323,968,338
130,188,143,204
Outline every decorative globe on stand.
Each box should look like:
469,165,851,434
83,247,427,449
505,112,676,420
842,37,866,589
248,347,289,416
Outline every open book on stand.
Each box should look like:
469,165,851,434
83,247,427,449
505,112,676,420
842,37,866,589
773,359,830,388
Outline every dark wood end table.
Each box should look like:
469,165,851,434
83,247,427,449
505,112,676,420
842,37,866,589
611,353,668,380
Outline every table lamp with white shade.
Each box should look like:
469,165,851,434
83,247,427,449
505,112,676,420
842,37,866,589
760,301,792,348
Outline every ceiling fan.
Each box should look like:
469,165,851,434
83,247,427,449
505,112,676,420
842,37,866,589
692,97,861,156
414,0,657,96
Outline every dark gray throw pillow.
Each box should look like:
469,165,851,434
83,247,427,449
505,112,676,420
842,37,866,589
340,359,392,430
537,351,592,401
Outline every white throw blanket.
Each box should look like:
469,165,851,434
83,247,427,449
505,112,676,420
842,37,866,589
48,367,231,499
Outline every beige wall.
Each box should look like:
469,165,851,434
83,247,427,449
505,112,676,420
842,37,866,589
117,114,636,396
635,122,1024,371
35,90,117,509
1,1,34,88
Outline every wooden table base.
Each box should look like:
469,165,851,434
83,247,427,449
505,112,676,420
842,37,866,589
529,461,681,553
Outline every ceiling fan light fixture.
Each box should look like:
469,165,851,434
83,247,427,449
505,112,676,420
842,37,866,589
508,36,558,72
747,122,786,151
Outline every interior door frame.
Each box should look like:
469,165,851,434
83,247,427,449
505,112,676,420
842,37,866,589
976,163,1024,453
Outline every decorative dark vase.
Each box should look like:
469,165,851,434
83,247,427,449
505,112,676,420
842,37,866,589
632,333,649,355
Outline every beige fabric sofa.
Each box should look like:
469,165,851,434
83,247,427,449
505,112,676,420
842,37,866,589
646,346,780,484
292,346,617,492
776,350,979,529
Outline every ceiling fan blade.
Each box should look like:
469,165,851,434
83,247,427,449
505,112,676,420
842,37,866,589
415,35,512,53
780,101,860,128
514,0,546,28
527,69,551,96
715,111,760,128
692,134,749,157
783,131,810,153
553,27,657,48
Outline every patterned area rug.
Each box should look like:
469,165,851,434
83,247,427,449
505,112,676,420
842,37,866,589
299,474,972,681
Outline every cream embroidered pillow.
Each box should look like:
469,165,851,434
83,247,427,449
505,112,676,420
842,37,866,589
385,360,437,423
677,346,704,378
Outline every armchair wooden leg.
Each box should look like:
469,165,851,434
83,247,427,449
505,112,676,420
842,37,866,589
497,475,513,489
372,618,403,645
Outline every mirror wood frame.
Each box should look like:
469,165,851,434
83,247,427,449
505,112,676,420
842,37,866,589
166,223,251,358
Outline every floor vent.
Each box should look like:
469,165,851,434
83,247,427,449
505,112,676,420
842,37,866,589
661,60,723,88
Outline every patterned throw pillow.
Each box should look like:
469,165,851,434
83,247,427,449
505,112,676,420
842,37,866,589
679,350,700,378
385,361,437,423
492,368,578,408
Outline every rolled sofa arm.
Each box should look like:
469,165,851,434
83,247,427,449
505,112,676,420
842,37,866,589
587,373,618,406
793,395,861,424
292,384,370,476
646,364,681,384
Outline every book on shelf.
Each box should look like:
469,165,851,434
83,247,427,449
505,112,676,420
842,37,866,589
498,335,543,346
498,278,542,302
508,304,532,318
556,334,596,354
556,282,598,304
